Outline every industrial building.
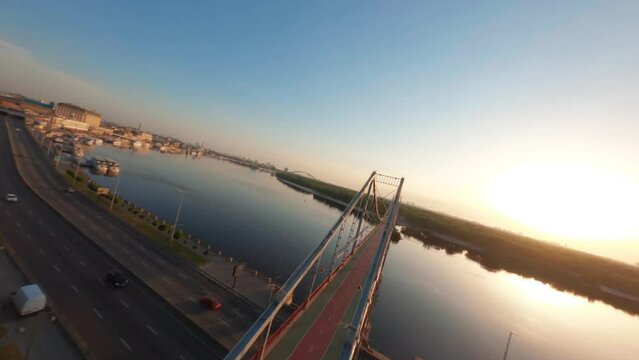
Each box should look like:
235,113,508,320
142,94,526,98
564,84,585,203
54,103,102,128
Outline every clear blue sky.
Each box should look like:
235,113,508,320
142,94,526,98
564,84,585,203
1,1,638,255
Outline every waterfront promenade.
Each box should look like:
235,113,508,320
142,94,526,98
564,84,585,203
4,116,287,356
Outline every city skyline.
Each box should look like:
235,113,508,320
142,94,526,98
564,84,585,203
1,1,638,253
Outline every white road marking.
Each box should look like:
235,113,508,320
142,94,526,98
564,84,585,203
15,222,20,227
162,277,171,284
232,309,244,318
177,272,187,279
53,265,61,273
63,245,70,252
319,329,324,335
71,285,80,294
138,244,145,251
92,308,103,320
79,215,86,220
188,296,196,303
179,355,186,360
79,261,86,267
38,248,45,255
97,277,104,285
219,319,230,327
119,338,132,351
107,236,113,240
122,247,130,254
146,324,158,336
155,256,165,264
309,345,314,353
119,299,129,309
141,261,150,268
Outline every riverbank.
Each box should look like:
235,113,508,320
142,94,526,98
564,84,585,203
275,171,639,316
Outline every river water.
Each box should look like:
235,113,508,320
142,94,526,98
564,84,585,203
83,146,639,359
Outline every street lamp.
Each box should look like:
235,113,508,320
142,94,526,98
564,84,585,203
72,160,81,187
502,330,518,360
109,173,122,211
169,189,185,247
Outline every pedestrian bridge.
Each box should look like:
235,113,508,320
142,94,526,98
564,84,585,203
226,172,404,359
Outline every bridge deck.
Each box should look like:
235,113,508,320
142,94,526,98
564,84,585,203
266,224,385,360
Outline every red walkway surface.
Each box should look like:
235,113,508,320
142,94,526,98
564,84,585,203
288,225,385,359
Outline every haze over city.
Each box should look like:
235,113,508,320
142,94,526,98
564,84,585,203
1,1,638,260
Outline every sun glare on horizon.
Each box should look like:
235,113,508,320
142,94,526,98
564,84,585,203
488,162,639,243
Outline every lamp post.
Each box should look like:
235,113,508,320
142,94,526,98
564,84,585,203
72,160,81,187
109,173,122,211
169,189,185,247
502,330,518,360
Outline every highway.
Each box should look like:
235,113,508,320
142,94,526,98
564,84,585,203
5,115,271,351
0,115,227,359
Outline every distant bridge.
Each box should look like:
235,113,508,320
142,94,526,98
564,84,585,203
286,170,317,180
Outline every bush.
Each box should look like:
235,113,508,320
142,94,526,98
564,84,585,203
158,224,168,231
173,230,185,240
133,210,139,215
152,221,158,226
87,183,99,192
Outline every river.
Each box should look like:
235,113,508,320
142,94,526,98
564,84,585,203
82,146,639,359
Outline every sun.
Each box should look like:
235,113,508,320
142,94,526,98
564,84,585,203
488,162,639,242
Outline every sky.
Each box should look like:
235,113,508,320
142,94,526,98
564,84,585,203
1,1,638,260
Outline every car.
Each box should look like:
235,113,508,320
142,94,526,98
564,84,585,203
5,194,18,202
65,187,76,193
105,271,128,288
200,295,222,310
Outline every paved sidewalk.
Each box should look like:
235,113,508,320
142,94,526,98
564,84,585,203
0,242,83,360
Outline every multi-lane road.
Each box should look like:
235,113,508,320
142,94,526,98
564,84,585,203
6,116,267,349
0,115,227,359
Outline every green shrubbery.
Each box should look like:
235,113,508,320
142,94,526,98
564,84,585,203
158,224,168,231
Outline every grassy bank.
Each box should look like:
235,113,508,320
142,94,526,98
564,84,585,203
62,170,207,266
275,171,639,316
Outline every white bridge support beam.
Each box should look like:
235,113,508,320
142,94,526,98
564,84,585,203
339,177,404,360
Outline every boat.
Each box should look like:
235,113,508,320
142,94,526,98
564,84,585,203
95,138,103,145
112,140,122,147
132,141,142,149
90,156,108,175
105,158,120,177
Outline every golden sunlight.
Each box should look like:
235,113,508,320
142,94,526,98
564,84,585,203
488,162,639,242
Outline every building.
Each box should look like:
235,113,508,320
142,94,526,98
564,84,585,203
54,103,101,128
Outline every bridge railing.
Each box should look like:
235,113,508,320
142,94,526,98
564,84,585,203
224,171,377,360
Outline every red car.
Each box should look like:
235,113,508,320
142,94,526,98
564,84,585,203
200,296,222,310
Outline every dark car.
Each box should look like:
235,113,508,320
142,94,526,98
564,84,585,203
200,295,222,310
105,271,129,288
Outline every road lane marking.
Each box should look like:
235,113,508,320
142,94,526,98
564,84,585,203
188,296,196,303
63,245,70,252
122,247,130,254
219,319,230,327
107,236,113,240
53,265,61,273
141,261,150,268
155,256,165,264
309,345,314,353
146,324,158,336
15,222,20,227
97,277,104,285
138,244,145,251
179,356,186,360
119,299,129,309
79,215,86,220
119,338,132,351
319,329,324,335
92,308,103,320
79,261,86,267
38,248,45,255
162,277,171,284
177,272,187,279
232,309,244,318
71,285,80,294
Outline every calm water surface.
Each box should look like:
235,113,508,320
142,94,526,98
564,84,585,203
83,146,639,359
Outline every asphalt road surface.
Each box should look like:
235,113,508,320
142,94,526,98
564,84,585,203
0,115,228,359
